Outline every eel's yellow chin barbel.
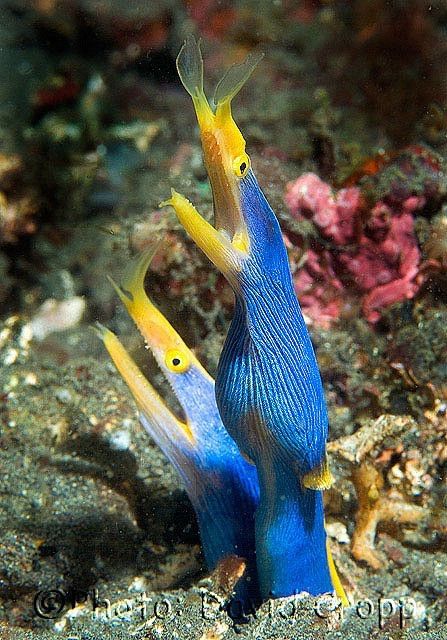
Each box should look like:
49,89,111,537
160,189,247,282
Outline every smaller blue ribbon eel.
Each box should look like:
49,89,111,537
162,36,348,605
96,244,260,604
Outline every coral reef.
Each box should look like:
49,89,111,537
285,171,422,324
0,152,39,245
284,146,447,325
328,415,428,570
1,1,447,637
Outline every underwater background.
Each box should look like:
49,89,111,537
0,1,446,638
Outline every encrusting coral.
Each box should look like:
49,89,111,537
284,145,447,326
285,172,422,325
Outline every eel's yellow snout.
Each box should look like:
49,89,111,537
168,36,263,276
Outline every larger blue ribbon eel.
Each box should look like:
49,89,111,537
97,245,260,604
162,36,348,604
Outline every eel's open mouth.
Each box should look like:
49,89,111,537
169,35,263,277
96,322,194,446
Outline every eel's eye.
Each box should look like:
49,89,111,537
232,154,250,178
165,348,190,373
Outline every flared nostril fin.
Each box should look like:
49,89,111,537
120,238,162,299
107,239,162,312
214,51,264,108
176,34,204,99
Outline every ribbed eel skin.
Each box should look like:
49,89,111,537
215,171,332,598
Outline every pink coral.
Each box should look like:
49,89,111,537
285,172,423,325
286,172,362,245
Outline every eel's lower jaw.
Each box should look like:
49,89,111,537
95,324,195,445
161,189,248,277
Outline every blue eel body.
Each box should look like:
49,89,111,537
215,170,333,598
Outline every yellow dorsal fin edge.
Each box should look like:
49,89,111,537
303,455,334,490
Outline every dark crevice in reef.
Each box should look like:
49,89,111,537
7,430,204,599
55,431,200,548
20,512,145,591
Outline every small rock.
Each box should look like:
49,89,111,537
25,296,85,341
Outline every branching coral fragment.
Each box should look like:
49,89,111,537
328,415,427,569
